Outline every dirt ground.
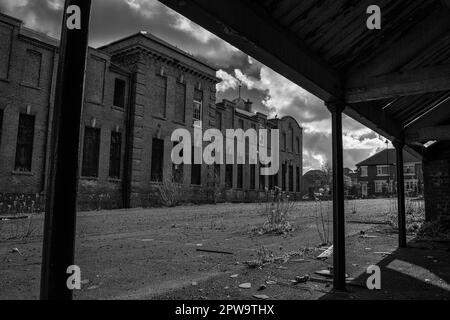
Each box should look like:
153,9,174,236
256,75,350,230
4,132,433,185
1,198,449,300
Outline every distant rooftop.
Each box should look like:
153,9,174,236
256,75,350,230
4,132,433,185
98,31,218,72
356,149,421,166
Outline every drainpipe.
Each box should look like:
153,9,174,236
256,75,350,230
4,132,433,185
122,72,136,208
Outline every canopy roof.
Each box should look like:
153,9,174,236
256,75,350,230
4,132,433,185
159,0,450,150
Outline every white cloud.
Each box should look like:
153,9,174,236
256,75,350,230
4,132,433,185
170,12,214,43
124,0,160,18
216,69,240,92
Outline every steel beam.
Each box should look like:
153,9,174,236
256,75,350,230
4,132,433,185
158,0,342,102
393,140,407,248
40,0,92,300
345,65,450,103
326,101,346,291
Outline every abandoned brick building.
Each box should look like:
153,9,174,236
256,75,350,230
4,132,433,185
0,12,303,211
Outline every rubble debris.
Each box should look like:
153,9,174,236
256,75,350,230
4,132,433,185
87,285,99,290
191,281,198,286
291,258,307,263
230,274,239,278
374,252,392,256
245,260,263,269
253,294,269,300
11,248,23,256
359,231,378,239
239,283,252,289
315,269,349,278
294,275,310,284
266,280,277,285
316,245,333,260
196,248,233,255
81,279,90,285
257,284,267,291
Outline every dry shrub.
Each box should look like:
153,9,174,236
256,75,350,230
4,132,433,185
1,216,38,241
245,246,275,268
385,199,425,233
314,200,331,245
156,175,185,207
254,187,294,235
417,215,450,241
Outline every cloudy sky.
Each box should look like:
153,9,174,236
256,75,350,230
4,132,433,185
0,0,391,171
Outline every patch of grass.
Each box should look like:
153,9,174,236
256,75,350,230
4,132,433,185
1,216,38,241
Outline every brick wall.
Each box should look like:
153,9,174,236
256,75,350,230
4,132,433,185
423,141,450,221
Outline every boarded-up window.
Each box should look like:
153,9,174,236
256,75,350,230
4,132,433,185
289,165,294,191
174,82,186,123
191,146,201,185
214,164,220,183
238,119,244,129
225,164,233,189
0,23,12,79
273,173,278,187
113,79,126,108
151,138,164,182
172,141,183,183
109,131,121,179
82,127,100,177
296,166,300,192
250,164,256,190
216,111,222,130
22,50,42,87
154,75,167,117
237,164,243,189
290,127,295,152
0,109,3,146
14,114,35,172
269,172,274,190
85,56,106,104
260,165,266,190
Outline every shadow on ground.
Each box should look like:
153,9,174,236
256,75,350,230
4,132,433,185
322,237,450,300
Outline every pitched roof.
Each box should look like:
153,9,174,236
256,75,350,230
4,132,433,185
356,149,421,167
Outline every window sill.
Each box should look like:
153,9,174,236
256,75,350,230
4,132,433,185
12,171,33,176
80,176,99,181
112,105,125,112
172,120,186,126
19,83,41,91
85,100,104,107
152,115,167,121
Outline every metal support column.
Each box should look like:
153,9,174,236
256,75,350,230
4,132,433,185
393,140,407,248
40,0,92,300
326,101,346,291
